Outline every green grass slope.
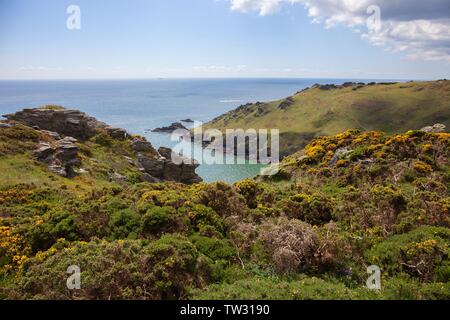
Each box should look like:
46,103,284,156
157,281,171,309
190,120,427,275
204,80,450,157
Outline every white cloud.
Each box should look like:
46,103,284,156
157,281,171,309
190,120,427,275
229,0,450,61
230,0,306,16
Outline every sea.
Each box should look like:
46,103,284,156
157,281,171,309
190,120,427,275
0,78,385,183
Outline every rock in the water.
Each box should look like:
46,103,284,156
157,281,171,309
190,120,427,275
151,122,188,133
420,123,446,133
3,107,127,140
181,118,194,123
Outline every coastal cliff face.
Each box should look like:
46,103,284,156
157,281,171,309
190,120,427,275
2,106,202,184
3,106,127,141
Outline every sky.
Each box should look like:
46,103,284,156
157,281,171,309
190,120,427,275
0,0,449,80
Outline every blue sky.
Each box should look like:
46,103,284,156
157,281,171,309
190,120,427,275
0,0,449,79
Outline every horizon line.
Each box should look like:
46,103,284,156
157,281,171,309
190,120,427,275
0,76,434,82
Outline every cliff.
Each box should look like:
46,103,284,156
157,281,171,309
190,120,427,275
2,106,202,184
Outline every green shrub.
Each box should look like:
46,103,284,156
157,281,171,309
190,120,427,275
29,211,78,253
0,125,40,156
190,234,236,261
9,236,200,300
234,179,260,209
108,208,141,239
366,226,450,282
91,129,114,147
190,275,359,300
180,204,225,235
142,206,180,235
287,193,334,225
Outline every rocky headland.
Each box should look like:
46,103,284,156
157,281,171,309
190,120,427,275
151,122,188,133
2,106,201,184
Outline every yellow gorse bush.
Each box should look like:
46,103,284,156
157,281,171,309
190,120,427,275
0,225,30,272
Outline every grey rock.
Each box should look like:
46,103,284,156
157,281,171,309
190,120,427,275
0,122,11,128
110,172,126,183
40,130,61,140
33,136,81,177
48,164,67,177
420,123,446,133
151,122,188,133
60,136,78,143
33,144,54,162
180,164,202,184
162,161,183,181
278,97,294,110
137,155,165,178
3,107,128,140
136,146,202,184
131,138,154,152
105,126,127,140
158,147,174,159
140,173,161,183
329,148,351,166
123,156,135,165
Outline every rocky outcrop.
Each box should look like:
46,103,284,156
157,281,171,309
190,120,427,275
4,107,202,184
313,84,339,90
135,147,201,184
131,137,155,153
328,148,351,166
278,97,294,110
3,106,127,140
181,118,194,123
33,135,81,177
420,123,446,133
151,122,188,133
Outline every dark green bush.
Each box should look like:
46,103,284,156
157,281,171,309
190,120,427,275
366,226,450,282
10,235,200,300
108,208,141,239
190,234,236,261
142,206,180,235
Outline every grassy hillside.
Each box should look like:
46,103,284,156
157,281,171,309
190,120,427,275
204,80,450,157
0,121,449,300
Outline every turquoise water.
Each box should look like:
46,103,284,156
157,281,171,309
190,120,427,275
0,78,380,182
